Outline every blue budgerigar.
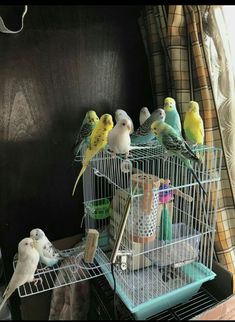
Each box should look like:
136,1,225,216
151,119,207,195
164,97,182,137
72,110,99,157
130,108,165,145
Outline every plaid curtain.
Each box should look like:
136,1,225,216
139,5,235,291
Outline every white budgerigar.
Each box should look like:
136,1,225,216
108,118,132,158
139,107,150,126
30,228,75,268
0,238,40,313
115,109,134,134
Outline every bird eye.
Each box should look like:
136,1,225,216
122,123,125,126
154,127,157,130
25,242,28,245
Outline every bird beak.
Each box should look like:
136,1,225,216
104,118,112,126
164,103,170,111
127,124,131,132
30,242,34,248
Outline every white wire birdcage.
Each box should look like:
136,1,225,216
80,143,222,320
12,142,221,318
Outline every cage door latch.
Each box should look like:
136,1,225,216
115,250,132,270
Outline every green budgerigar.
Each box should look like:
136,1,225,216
164,97,182,137
151,119,207,195
72,110,99,157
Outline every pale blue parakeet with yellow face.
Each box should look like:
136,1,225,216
151,119,207,195
164,97,182,137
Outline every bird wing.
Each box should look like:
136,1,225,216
42,242,60,259
175,115,182,135
73,122,93,149
199,117,204,138
132,115,154,137
183,140,200,162
162,131,199,162
162,132,183,152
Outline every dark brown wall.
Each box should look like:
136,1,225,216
0,5,152,318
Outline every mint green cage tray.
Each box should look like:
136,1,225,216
95,250,216,320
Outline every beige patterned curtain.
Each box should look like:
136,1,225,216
139,5,235,291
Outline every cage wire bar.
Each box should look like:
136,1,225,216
81,144,222,320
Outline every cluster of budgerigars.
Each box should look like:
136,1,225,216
0,97,204,313
0,228,78,313
72,97,205,196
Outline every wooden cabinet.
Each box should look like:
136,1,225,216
0,5,152,319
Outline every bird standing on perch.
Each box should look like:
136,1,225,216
151,119,207,195
30,228,77,268
131,108,165,145
72,110,99,157
139,106,151,126
108,118,132,158
72,113,114,196
184,101,204,146
164,97,182,137
115,109,134,134
0,238,40,313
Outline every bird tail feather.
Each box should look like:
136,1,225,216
72,164,87,196
189,167,207,196
0,297,7,313
0,285,12,313
183,141,201,163
73,141,83,156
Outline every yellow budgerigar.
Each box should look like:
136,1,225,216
183,101,204,146
72,114,114,196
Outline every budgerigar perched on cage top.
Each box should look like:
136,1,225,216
72,113,113,196
107,118,132,158
139,106,150,126
72,110,99,157
115,109,134,134
184,101,204,146
151,117,207,195
130,108,165,145
164,97,182,137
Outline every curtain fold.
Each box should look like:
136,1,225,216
139,5,235,292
